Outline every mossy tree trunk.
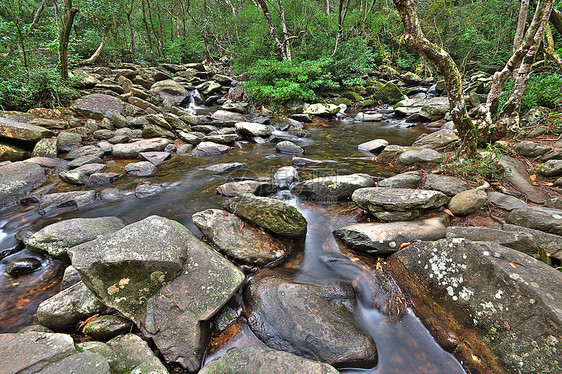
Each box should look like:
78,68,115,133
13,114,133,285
392,0,478,158
59,0,78,80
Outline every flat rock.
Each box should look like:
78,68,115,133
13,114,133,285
294,174,375,202
71,94,124,119
378,171,422,189
411,129,458,149
66,145,103,160
487,192,527,211
446,226,537,255
125,161,157,176
74,163,107,175
358,139,388,153
205,162,245,173
515,141,551,158
0,117,53,141
211,110,246,122
399,148,443,165
38,191,96,214
424,174,468,196
112,138,171,158
0,161,45,208
36,350,111,374
498,156,549,203
507,205,562,235
235,122,272,137
139,151,171,166
216,180,276,197
68,154,103,168
493,223,562,261
292,157,322,167
192,141,232,156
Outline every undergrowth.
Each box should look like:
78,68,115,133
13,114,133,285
437,145,505,185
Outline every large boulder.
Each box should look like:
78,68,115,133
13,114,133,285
71,94,124,119
224,193,307,238
244,268,377,367
150,79,188,103
294,174,375,202
35,350,111,374
0,117,53,141
192,209,293,266
388,238,562,374
199,345,340,374
411,129,459,149
0,161,45,209
112,138,171,158
372,82,405,104
304,103,340,116
235,122,272,137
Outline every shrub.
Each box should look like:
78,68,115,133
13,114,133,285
499,73,562,114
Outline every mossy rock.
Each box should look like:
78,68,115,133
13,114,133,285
372,82,405,104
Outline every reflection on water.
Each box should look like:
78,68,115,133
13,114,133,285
0,120,465,372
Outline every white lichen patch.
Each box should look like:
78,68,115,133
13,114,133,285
495,290,503,299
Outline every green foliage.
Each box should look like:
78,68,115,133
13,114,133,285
501,73,562,113
165,35,206,63
438,145,505,184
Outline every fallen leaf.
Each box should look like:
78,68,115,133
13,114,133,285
443,208,455,217
509,262,517,268
79,314,99,330
389,162,394,168
530,174,537,181
398,242,412,251
239,223,244,231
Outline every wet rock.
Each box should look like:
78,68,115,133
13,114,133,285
142,228,244,372
276,141,304,155
139,151,171,166
216,180,276,197
424,174,468,196
448,188,487,216
199,80,222,95
71,94,124,119
74,163,107,175
59,170,88,185
68,216,190,323
61,265,81,291
205,134,239,144
112,138,171,158
379,144,406,158
411,129,459,149
294,174,374,202
38,191,96,213
150,79,187,103
354,112,384,122
389,238,562,374
32,138,58,158
199,345,340,374
372,82,404,104
358,139,388,153
274,166,299,189
487,191,527,211
106,334,167,374
37,281,106,331
86,172,122,187
538,159,562,177
100,188,123,201
66,145,104,160
193,209,293,266
142,123,175,139
446,226,537,255
235,122,272,137
493,223,562,261
24,157,64,169
224,193,307,238
0,117,53,141
205,162,245,172
378,171,422,189
0,161,45,208
135,182,165,198
245,268,377,367
211,110,246,122
507,205,562,235
5,256,42,276
82,315,132,340
334,216,447,255
352,187,449,221
304,103,340,116
0,331,76,373
399,148,443,165
26,217,126,259
192,141,232,156
177,144,193,154
125,161,157,176
292,157,322,167
76,341,126,373
515,141,551,158
0,142,27,161
57,132,82,152
68,154,103,169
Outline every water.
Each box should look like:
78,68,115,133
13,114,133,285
0,119,465,373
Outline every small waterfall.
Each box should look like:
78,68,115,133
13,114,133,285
182,89,203,109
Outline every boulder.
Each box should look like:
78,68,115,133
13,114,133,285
357,139,388,153
498,156,549,203
193,209,293,266
424,174,468,197
38,191,96,214
446,226,537,255
515,141,551,158
378,171,422,189
493,223,562,261
235,122,272,137
107,334,167,374
372,82,405,104
82,315,132,341
216,180,276,197
112,138,171,158
274,166,299,189
224,193,307,238
0,161,45,208
32,138,58,158
448,188,487,216
199,80,222,95
86,172,121,188
36,350,111,374
125,161,157,176
192,141,232,156
334,216,447,254
276,141,304,155
66,145,103,160
399,148,443,165
150,79,188,103
0,117,53,141
294,174,375,202
411,129,459,149
211,110,246,122
57,132,82,152
304,103,340,116
71,94,124,119
538,159,562,177
507,205,562,235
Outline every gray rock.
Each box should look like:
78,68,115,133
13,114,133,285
39,191,96,214
487,192,527,211
498,156,549,203
424,174,468,196
150,79,187,103
74,163,107,175
304,103,341,116
446,226,538,255
134,182,165,198
76,341,126,373
61,266,81,291
86,172,121,187
235,122,272,137
94,130,115,140
211,110,246,122
112,138,171,158
538,159,562,177
139,152,170,166
292,157,322,167
66,145,103,160
100,188,123,201
125,161,157,176
177,144,193,154
108,134,130,144
507,205,562,235
36,351,111,374
0,117,53,141
0,161,45,208
399,148,443,165
177,131,203,145
358,139,389,153
193,209,293,266
294,174,375,202
107,334,167,374
205,134,239,144
274,166,299,189
216,180,276,197
378,171,422,189
82,315,132,341
539,149,562,162
71,94,124,119
448,188,487,216
276,141,304,155
521,106,551,126
411,129,459,149
192,141,232,156
334,216,447,254
379,144,406,158
59,170,88,185
32,138,58,158
515,141,552,158
493,223,562,261
142,123,175,139
68,155,104,169
199,80,222,95
204,162,245,173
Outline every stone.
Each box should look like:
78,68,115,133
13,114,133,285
538,159,562,177
147,114,173,130
378,171,422,189
211,110,246,122
372,82,405,104
112,138,171,158
5,256,42,276
493,223,562,261
354,112,384,122
82,315,132,340
134,182,165,198
100,188,123,201
23,157,64,169
274,166,299,189
87,172,121,187
0,161,45,208
36,280,106,331
448,188,488,216
108,134,130,144
139,151,170,166
498,156,549,203
245,268,377,367
487,192,527,211
224,193,307,238
68,216,190,323
334,216,447,255
57,132,82,152
539,150,562,162
125,161,157,176
0,117,53,141
66,145,103,160
199,345,340,374
379,144,406,158
178,131,202,145
515,141,552,158
107,334,167,374
521,106,551,126
292,157,322,167
507,205,562,235
411,129,459,149
192,141,232,156
68,155,104,169
74,163,107,175
26,217,126,259
358,139,388,153
235,122,272,137
204,162,245,173
205,134,239,144
276,141,304,155
424,174,468,196
61,266,81,291
58,170,88,185
216,180,276,197
419,101,449,121
71,94,124,119
142,124,175,139
294,174,375,202
76,341,126,373
150,79,188,103
399,148,443,165
193,209,293,266
177,144,193,154
38,191,96,214
32,138,58,158
304,103,340,116
0,142,27,161
37,350,111,374
446,226,537,255
199,80,222,95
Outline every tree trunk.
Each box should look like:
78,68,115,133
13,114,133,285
126,0,136,56
142,0,156,62
59,0,78,80
544,26,562,71
513,0,530,52
256,0,289,60
27,0,48,36
325,0,330,15
277,0,292,60
80,26,109,65
392,0,478,157
531,0,562,34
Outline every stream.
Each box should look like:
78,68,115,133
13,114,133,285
0,114,466,373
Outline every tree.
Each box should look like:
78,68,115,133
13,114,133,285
59,0,79,80
392,0,478,158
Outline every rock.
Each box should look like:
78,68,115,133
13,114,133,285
211,110,246,122
76,341,126,373
68,154,104,168
26,217,126,259
448,188,487,216
292,157,322,167
205,134,239,144
274,166,299,189
138,151,170,166
82,315,132,340
538,159,562,177
216,180,276,197
146,114,172,130
0,332,76,373
199,345,340,374
389,238,562,374
86,172,121,187
487,192,527,211
142,123,175,139
5,256,42,276
58,170,88,185
0,161,45,208
57,132,82,152
100,188,123,201
399,148,443,165
107,334,167,374
125,161,157,176
0,117,53,141
224,193,307,238
498,156,549,203
358,139,388,153
71,94,124,119
177,131,202,145
68,216,190,323
419,101,449,121
354,112,384,122
507,205,562,235
205,162,245,172
304,103,340,116
192,141,232,156
493,223,562,261
521,106,550,126
334,216,447,254
177,144,193,154
112,138,171,158
515,141,552,158
235,122,272,137
23,157,63,168
150,79,187,103
294,174,375,202
134,182,165,198
32,138,58,158
0,142,27,161
199,80,222,95
245,268,377,367
38,191,96,213
74,163,107,175
221,102,247,113
37,281,106,331
378,171,422,189
276,141,304,155
424,174,468,196
372,82,405,104
411,129,459,149
193,209,292,266
446,226,537,255
352,187,449,221
379,144,406,158
61,266,81,290
66,145,103,160
539,149,562,162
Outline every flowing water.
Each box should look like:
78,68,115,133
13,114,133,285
0,117,465,373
